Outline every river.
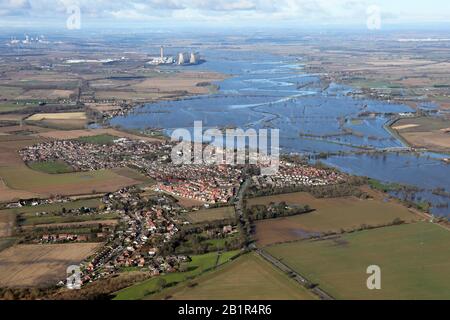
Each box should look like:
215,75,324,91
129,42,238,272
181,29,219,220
110,48,450,216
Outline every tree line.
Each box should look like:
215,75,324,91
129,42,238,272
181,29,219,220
246,202,313,221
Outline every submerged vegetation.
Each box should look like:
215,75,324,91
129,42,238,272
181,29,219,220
368,179,407,193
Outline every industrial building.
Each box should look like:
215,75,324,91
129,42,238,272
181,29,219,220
147,46,202,66
177,51,201,65
147,46,175,65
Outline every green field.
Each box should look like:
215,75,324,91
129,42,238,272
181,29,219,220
149,253,315,300
22,212,118,226
28,160,74,174
187,206,236,223
114,251,240,300
348,79,401,90
27,119,86,130
112,167,155,185
216,250,240,265
174,233,241,254
76,134,119,145
33,227,94,234
368,179,405,193
266,223,450,300
0,138,141,202
0,198,109,226
202,234,239,251
252,192,416,231
0,165,134,194
0,198,102,216
281,198,416,232
0,103,28,113
253,192,418,246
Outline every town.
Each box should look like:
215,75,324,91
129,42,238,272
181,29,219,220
20,137,346,204
13,134,350,289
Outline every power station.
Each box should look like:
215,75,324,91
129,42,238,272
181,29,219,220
147,46,202,66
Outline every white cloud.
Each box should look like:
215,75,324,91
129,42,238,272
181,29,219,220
0,0,448,26
0,0,31,15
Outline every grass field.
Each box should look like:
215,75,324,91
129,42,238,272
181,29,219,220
0,243,100,287
112,167,155,185
24,220,117,232
0,135,143,202
22,212,119,226
367,179,404,193
0,198,102,216
149,253,315,300
251,192,418,246
28,119,87,130
28,160,74,174
35,128,162,142
348,79,401,90
200,234,239,252
0,165,138,197
187,206,236,223
6,197,111,229
76,134,118,145
266,222,450,300
114,251,240,300
175,196,205,208
0,125,51,135
216,250,240,265
0,103,28,113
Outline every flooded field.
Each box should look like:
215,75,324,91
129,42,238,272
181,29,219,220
110,49,450,215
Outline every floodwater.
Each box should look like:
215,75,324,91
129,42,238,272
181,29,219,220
110,48,450,216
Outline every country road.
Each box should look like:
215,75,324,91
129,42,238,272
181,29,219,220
234,178,251,218
233,177,335,300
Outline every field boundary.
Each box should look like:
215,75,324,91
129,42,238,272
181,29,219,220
256,248,334,300
385,117,412,148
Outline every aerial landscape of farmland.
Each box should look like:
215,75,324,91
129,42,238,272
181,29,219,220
0,0,449,311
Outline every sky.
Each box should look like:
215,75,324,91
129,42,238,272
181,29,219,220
0,0,449,29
